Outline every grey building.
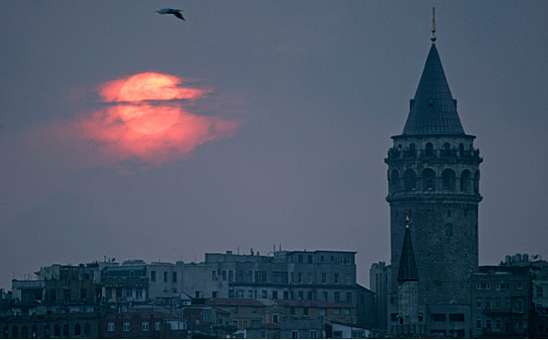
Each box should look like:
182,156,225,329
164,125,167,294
369,261,390,331
201,250,375,327
471,265,532,338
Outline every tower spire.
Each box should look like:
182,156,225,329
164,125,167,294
397,214,418,283
431,7,437,43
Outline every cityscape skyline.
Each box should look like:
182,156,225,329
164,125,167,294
1,1,548,293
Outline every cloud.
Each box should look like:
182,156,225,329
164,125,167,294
45,72,238,166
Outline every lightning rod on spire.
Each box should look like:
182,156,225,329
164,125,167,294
431,7,437,43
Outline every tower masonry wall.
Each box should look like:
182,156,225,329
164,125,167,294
386,136,482,306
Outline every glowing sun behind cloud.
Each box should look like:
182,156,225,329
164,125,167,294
74,72,238,165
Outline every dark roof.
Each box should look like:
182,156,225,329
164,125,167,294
275,300,353,309
402,43,465,136
397,226,418,283
207,298,265,307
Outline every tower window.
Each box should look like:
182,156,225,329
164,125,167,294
474,170,480,194
425,142,434,157
403,169,417,191
460,170,471,192
442,169,456,191
422,168,436,191
390,170,401,192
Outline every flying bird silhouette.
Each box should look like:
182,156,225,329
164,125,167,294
156,8,185,21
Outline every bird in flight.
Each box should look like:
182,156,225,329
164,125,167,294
156,8,185,21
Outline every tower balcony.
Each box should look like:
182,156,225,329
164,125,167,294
385,147,482,165
386,190,482,203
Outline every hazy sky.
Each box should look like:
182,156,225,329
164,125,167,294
1,1,547,289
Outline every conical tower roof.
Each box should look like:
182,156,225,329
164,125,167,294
402,43,465,136
397,225,418,283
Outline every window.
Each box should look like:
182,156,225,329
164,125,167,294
476,319,482,329
151,270,156,282
74,324,81,336
404,169,417,191
323,291,328,301
298,255,303,263
334,292,340,302
346,291,352,303
460,170,471,192
273,314,279,324
298,273,302,283
154,321,161,331
142,321,149,331
292,330,299,339
123,321,130,332
474,170,480,194
84,323,90,336
229,270,234,282
262,290,268,299
449,313,465,322
422,168,436,191
163,271,168,282
172,272,177,283
431,313,446,322
442,169,456,191
537,286,544,298
308,255,313,263
310,330,318,339
304,307,309,315
298,291,304,300
390,170,401,192
283,291,289,300
334,273,339,283
425,142,434,156
272,290,278,300
212,271,217,281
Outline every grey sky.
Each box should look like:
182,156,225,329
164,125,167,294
1,1,547,289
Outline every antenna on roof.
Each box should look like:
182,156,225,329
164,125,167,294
431,7,437,43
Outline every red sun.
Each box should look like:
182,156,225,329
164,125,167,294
77,72,238,164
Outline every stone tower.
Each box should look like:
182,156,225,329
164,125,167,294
385,35,482,306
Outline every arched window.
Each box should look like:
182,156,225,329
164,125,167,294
474,170,480,194
441,142,451,156
460,170,471,192
425,143,434,157
422,168,436,191
12,326,19,338
403,169,417,191
442,169,456,191
84,323,91,336
75,324,81,336
390,170,401,192
63,324,69,337
21,326,28,338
